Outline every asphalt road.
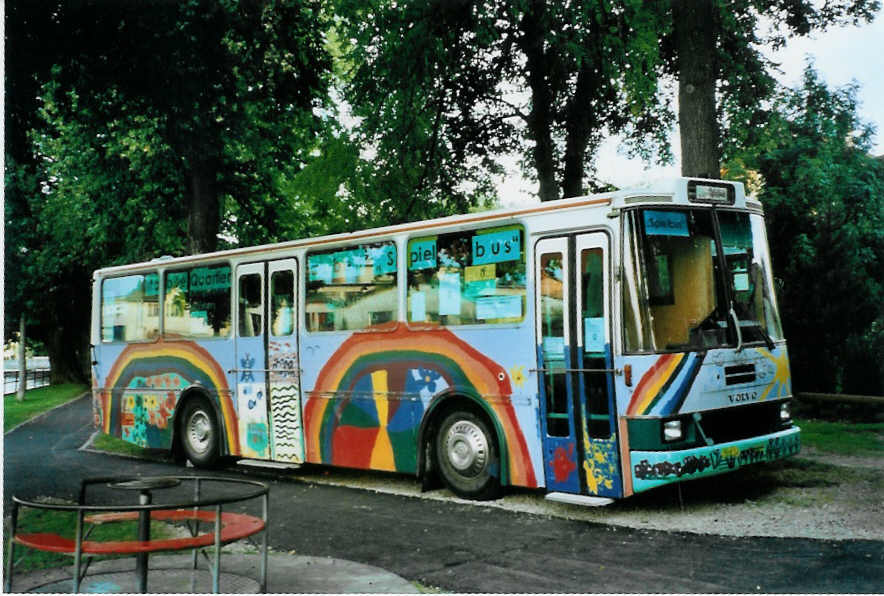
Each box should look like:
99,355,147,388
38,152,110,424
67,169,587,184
4,395,883,593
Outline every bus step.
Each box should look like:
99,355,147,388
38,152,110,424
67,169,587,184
545,492,614,507
236,459,302,471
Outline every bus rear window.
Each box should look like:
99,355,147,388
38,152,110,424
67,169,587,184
163,265,232,338
101,274,160,342
407,225,526,325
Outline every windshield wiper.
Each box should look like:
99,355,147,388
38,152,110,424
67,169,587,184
730,302,775,352
729,304,744,352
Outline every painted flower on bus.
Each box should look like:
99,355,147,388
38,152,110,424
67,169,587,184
304,323,538,488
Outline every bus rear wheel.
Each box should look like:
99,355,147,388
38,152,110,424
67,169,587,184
179,396,220,468
435,409,500,500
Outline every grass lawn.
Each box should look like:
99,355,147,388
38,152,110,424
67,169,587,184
8,502,178,574
89,432,170,460
4,384,88,432
795,417,884,457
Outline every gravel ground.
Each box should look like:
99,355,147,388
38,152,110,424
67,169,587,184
264,449,882,542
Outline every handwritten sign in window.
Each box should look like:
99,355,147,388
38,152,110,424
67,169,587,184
472,229,521,265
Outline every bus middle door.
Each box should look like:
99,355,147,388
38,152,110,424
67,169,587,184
266,259,303,463
536,237,581,493
535,233,621,497
575,233,621,498
235,263,271,459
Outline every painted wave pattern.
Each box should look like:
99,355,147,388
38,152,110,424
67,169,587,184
269,383,303,462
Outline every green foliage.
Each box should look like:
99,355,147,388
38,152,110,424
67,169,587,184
661,0,879,175
727,65,884,395
4,384,88,432
5,0,334,380
335,0,673,204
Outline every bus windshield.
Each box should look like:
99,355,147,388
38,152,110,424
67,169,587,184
622,208,784,353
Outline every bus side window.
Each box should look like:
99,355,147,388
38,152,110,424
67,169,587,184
239,273,263,337
581,247,611,439
305,242,397,332
539,252,569,437
101,273,160,342
407,226,526,326
163,265,232,338
271,271,294,336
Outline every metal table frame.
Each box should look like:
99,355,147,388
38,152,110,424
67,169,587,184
5,475,270,593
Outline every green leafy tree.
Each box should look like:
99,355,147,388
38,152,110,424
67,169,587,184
5,0,333,380
727,66,884,394
666,0,879,178
38,0,332,253
336,0,673,206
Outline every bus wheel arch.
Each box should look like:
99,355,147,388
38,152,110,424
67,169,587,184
173,388,223,468
420,393,504,501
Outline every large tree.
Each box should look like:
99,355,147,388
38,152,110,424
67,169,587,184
727,66,884,395
5,0,333,380
336,0,672,207
667,0,879,178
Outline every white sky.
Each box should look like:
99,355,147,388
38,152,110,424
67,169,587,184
497,11,884,205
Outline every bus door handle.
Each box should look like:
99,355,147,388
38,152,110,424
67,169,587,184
529,368,622,375
227,368,303,375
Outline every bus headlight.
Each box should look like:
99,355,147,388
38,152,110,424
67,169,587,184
779,401,791,423
663,420,683,442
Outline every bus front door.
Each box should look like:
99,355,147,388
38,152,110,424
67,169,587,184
235,259,304,463
535,233,620,497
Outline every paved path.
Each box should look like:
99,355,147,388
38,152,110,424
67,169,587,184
5,396,884,593
12,553,417,593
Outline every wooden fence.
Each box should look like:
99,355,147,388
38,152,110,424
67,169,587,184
796,392,884,406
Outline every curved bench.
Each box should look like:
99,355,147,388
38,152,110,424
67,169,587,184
14,509,265,555
6,476,270,594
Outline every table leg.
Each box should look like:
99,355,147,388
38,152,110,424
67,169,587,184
136,490,151,593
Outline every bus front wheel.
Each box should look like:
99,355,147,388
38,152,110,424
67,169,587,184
435,409,500,500
179,396,220,468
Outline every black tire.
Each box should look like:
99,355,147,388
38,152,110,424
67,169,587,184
178,396,220,468
435,409,501,500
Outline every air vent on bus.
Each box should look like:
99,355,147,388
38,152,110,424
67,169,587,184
724,364,755,385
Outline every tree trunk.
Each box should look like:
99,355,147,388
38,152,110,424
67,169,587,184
188,159,220,254
672,0,721,179
46,295,91,385
17,314,26,402
562,63,600,198
519,0,559,202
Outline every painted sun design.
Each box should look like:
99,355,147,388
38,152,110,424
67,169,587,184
759,348,791,400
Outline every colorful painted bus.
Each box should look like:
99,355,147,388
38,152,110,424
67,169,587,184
91,177,800,503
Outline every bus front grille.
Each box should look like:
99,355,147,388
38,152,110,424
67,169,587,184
696,401,786,444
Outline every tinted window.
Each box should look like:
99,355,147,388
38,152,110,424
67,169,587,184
238,273,263,337
407,226,526,325
101,273,160,342
271,270,295,337
164,265,232,338
305,242,398,332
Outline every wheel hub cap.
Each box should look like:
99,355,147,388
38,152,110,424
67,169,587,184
188,412,212,454
444,420,488,478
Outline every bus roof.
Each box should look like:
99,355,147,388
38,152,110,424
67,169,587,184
95,177,750,277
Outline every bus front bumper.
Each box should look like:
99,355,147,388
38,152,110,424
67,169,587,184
630,426,801,494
